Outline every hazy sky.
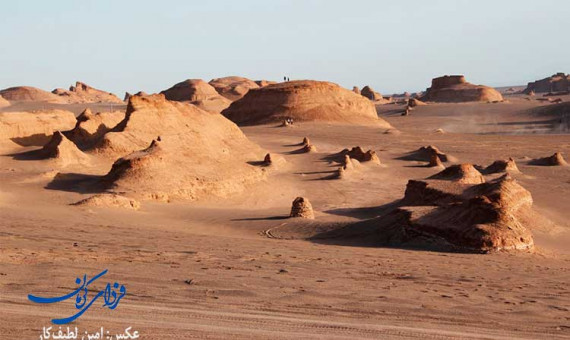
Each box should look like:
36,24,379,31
1,0,568,96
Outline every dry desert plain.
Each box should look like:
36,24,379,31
1,78,570,339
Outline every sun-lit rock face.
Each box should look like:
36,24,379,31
93,94,269,201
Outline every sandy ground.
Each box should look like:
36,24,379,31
1,94,569,339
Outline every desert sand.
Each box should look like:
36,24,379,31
1,82,570,340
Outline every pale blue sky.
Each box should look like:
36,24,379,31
1,0,568,96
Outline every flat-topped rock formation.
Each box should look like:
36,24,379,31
160,79,231,113
0,86,64,103
93,94,268,201
523,73,569,94
209,76,260,101
420,75,503,103
388,174,535,252
52,82,123,103
222,80,393,127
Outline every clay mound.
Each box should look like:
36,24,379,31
408,98,426,107
481,158,520,174
274,174,539,252
523,73,569,94
160,79,232,113
0,110,76,147
428,164,485,184
290,197,314,219
209,76,260,101
222,80,392,127
64,108,125,149
255,80,276,87
420,75,503,103
0,86,64,103
389,174,534,252
399,145,454,163
0,95,10,108
35,131,90,166
428,153,445,168
52,82,123,104
94,95,268,201
342,146,380,164
72,193,140,210
529,152,568,166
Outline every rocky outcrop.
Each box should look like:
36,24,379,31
160,79,231,113
64,108,125,149
420,75,503,103
93,94,269,201
529,152,568,166
209,76,260,101
290,197,314,219
222,80,392,127
36,131,90,166
360,86,383,101
391,174,535,252
342,146,380,164
481,158,520,174
52,82,123,103
399,145,455,164
523,73,570,94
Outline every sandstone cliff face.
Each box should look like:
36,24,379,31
222,80,392,128
523,73,570,94
421,75,503,103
